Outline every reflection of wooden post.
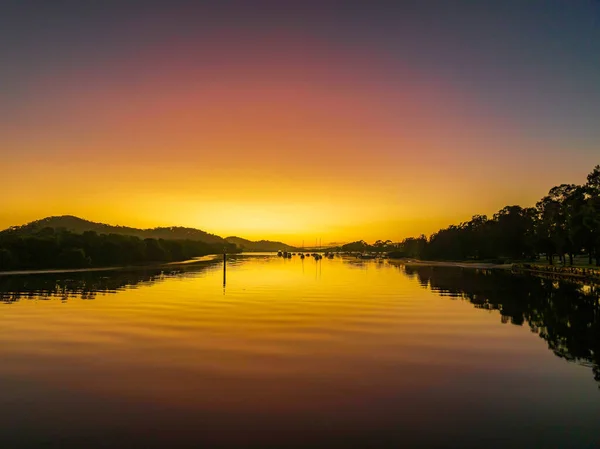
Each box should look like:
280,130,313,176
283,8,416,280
223,249,227,288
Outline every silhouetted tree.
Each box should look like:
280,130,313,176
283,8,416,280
341,241,370,252
0,228,240,271
386,165,600,265
0,248,14,270
585,166,600,266
57,248,91,268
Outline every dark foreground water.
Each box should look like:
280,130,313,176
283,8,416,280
1,254,599,449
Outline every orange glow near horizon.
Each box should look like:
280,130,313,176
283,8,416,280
2,28,597,245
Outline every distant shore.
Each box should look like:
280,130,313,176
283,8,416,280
386,258,512,270
387,258,600,285
0,255,223,277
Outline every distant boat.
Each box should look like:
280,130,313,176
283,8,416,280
300,253,305,259
358,253,376,260
277,250,283,257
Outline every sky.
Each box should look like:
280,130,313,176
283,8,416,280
1,0,599,244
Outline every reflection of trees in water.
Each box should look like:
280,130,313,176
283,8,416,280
0,260,223,303
400,265,600,388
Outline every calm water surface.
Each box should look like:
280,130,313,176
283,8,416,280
1,254,599,448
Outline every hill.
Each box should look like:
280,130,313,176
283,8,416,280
6,215,226,244
225,236,296,252
2,216,219,245
2,216,297,251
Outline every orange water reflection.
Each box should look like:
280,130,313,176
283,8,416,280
1,255,599,448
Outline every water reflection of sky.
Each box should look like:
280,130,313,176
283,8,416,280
1,256,599,448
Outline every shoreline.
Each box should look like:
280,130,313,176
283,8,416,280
387,259,600,284
386,259,512,270
0,254,223,277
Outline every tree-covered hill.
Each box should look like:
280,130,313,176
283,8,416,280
0,216,303,271
0,228,239,271
5,215,225,244
225,236,296,252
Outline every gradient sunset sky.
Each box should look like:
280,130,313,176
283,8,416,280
2,1,599,244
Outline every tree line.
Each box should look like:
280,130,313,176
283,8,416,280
0,227,239,271
344,165,600,266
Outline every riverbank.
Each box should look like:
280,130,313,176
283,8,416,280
386,258,600,284
386,258,511,270
0,254,223,277
512,263,600,283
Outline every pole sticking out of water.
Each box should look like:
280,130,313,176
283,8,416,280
223,249,227,289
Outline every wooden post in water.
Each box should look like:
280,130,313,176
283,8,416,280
223,248,227,288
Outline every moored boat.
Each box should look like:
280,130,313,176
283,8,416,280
358,253,377,260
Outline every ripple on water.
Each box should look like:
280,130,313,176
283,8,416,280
0,256,599,448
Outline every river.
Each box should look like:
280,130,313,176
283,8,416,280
1,253,599,448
